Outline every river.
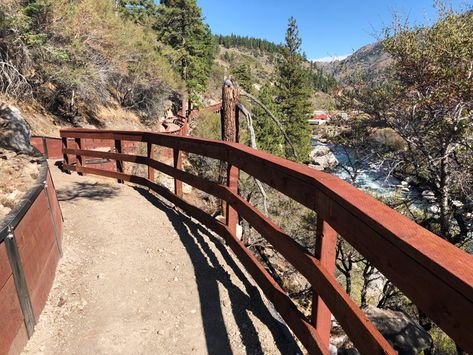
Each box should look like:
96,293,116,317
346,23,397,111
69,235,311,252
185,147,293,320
311,140,429,212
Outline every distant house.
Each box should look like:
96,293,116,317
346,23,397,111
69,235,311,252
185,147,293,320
308,111,329,125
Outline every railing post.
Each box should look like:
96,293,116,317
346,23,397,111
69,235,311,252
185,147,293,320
226,164,239,236
75,137,84,176
312,216,337,350
62,137,69,168
220,79,240,235
147,142,155,182
115,139,124,184
41,136,49,158
173,147,183,198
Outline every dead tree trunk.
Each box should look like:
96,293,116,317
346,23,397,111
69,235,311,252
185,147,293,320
221,79,240,143
219,79,240,237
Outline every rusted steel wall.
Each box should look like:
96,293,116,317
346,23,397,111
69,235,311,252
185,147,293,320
0,244,28,355
14,191,61,321
0,162,62,355
31,136,63,160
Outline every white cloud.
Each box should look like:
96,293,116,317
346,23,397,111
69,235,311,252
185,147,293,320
312,54,350,63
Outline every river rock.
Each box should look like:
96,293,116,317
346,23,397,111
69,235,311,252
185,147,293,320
0,103,35,154
363,305,432,354
310,145,331,157
331,305,432,354
421,190,436,202
452,200,463,208
308,163,324,171
310,146,339,170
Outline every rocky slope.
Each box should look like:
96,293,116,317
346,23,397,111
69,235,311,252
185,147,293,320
317,41,392,83
0,102,42,221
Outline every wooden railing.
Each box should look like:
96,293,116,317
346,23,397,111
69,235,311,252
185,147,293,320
60,128,473,354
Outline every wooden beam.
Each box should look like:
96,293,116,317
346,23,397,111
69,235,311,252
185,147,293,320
115,139,124,183
147,142,155,182
74,138,83,176
221,80,240,233
173,148,183,198
61,137,69,168
312,217,337,349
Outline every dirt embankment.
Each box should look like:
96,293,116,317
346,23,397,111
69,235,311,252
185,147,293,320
0,150,41,221
0,93,166,223
0,99,43,222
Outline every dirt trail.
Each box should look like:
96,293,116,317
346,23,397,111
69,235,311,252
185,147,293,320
22,164,298,355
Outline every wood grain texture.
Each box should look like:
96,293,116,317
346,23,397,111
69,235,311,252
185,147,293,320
312,218,337,349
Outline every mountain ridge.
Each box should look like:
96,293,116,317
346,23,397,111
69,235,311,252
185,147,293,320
315,41,391,82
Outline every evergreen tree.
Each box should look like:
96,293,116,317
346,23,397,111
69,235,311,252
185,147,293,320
275,17,313,161
155,0,216,103
118,0,159,26
215,34,282,53
230,64,254,93
309,61,337,93
252,84,284,156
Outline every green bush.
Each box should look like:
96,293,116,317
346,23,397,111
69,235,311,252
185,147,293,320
1,0,183,123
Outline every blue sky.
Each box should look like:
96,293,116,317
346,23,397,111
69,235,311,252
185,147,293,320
196,0,471,61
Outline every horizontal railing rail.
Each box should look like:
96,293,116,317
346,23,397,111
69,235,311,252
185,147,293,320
60,128,473,354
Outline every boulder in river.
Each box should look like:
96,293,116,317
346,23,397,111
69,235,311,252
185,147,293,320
310,145,339,170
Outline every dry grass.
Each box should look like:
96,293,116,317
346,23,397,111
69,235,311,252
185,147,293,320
0,150,41,221
95,105,147,131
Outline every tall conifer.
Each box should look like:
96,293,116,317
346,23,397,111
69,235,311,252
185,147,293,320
156,0,215,103
275,17,312,161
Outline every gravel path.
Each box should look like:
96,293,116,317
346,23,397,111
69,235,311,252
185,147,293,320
22,165,297,355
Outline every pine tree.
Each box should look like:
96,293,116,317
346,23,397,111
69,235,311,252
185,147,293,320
118,0,159,26
275,17,313,162
155,0,216,104
230,64,254,93
253,84,284,156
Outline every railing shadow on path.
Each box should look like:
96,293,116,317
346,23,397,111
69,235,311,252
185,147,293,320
57,182,119,202
135,187,301,355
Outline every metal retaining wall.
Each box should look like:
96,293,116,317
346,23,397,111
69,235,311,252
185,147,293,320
0,160,62,355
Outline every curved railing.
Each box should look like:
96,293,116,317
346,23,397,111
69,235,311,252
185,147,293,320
60,128,473,354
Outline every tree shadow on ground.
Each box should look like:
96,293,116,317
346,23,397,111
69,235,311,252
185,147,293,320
136,187,301,355
57,182,119,202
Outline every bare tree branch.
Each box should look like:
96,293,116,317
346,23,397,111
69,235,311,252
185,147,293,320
241,91,299,160
237,103,269,215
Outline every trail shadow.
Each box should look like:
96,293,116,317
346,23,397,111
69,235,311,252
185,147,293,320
136,187,300,355
57,182,119,202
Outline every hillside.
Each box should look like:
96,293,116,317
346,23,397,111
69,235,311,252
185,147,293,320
317,41,392,82
0,0,183,134
208,42,337,107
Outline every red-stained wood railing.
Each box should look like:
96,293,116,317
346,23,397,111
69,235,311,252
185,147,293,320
60,128,473,355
